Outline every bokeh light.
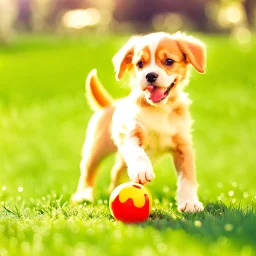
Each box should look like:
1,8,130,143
231,26,252,45
152,12,183,32
62,8,101,29
217,3,246,28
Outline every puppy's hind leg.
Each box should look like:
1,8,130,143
71,107,116,203
108,152,126,193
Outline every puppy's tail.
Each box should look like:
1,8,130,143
85,69,114,112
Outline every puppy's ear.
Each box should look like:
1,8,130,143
174,32,206,73
112,36,139,80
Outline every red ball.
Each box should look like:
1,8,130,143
109,182,152,223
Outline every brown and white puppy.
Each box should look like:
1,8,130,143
72,32,206,212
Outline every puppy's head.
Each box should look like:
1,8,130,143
112,32,206,105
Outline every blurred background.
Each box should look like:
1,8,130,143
0,0,255,43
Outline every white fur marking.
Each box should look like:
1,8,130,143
177,176,204,212
119,137,155,184
148,39,159,67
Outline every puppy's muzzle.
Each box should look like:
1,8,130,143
146,72,158,83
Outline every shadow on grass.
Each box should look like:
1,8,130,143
140,202,256,248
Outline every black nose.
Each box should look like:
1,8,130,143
146,72,158,83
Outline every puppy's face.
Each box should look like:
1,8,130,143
113,32,206,105
132,35,188,104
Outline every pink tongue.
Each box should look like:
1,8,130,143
149,87,166,102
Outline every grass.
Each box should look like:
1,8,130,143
0,33,256,255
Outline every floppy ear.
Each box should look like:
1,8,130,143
174,33,206,73
112,36,139,80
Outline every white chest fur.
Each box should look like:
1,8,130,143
135,104,190,157
113,92,192,160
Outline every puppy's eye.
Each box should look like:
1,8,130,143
137,61,144,69
165,58,174,66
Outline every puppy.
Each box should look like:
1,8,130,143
72,32,206,212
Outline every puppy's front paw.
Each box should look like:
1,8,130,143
178,201,204,212
128,157,155,184
132,170,155,184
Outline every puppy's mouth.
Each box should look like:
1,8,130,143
146,80,176,103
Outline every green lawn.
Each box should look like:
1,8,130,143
0,34,256,256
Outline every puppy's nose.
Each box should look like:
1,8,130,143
146,72,158,83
